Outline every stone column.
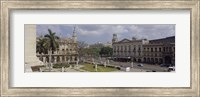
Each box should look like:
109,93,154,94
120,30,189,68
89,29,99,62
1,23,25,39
64,56,67,62
54,56,57,64
25,24,43,72
49,55,51,63
43,57,46,63
72,56,75,62
60,56,63,63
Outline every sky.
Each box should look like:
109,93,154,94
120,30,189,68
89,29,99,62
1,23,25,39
36,24,175,44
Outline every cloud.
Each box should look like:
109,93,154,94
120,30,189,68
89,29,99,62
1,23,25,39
36,24,175,44
37,24,75,38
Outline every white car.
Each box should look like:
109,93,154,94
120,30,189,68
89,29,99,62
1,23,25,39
137,64,144,67
168,66,175,72
120,66,130,72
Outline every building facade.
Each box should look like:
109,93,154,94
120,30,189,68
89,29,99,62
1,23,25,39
112,34,175,66
143,36,175,65
37,27,78,64
112,34,149,62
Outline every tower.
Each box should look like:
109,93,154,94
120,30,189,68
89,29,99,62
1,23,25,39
72,26,77,43
112,33,118,44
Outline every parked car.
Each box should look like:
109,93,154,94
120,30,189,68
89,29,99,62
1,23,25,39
137,64,144,67
120,66,130,72
168,66,175,72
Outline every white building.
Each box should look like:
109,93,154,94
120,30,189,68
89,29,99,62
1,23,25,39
112,34,149,62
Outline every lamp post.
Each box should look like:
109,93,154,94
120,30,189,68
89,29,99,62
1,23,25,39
48,50,52,72
95,62,97,72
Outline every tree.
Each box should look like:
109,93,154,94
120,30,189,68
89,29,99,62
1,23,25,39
77,41,88,57
44,29,59,54
100,47,113,57
89,43,104,48
90,47,101,57
77,41,88,49
36,38,49,54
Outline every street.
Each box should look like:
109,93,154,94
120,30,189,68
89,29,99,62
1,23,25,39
87,57,169,72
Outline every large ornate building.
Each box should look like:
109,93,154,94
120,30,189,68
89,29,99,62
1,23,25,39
143,36,175,65
112,34,175,66
112,34,149,62
36,27,78,64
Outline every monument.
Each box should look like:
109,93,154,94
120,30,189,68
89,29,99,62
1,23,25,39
104,61,107,67
92,58,94,64
107,60,110,65
62,67,65,72
25,24,43,72
95,63,97,72
131,62,133,68
76,58,79,68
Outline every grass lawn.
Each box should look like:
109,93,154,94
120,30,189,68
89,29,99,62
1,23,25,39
53,63,70,68
80,63,119,72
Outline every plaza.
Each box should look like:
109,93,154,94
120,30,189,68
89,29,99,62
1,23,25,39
25,24,175,72
32,57,169,72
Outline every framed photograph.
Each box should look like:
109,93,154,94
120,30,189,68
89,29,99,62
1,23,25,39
1,0,199,96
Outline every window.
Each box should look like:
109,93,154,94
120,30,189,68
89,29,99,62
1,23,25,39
155,48,157,52
124,46,127,51
133,46,136,52
159,48,161,52
166,47,168,52
169,47,172,52
151,48,153,52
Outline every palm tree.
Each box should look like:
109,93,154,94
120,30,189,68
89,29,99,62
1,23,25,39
44,29,59,54
36,38,49,54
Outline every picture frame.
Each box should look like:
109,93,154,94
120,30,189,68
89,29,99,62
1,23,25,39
1,0,199,96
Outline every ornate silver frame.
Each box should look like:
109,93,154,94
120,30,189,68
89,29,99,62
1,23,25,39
1,0,199,96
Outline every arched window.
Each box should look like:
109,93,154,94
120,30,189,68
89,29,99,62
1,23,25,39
159,48,161,52
151,48,153,52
